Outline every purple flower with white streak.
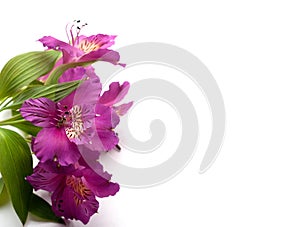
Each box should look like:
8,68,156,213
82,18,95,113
21,68,132,164
20,71,101,165
26,156,119,224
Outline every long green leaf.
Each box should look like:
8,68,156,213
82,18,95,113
0,178,3,195
45,61,94,85
0,51,61,99
29,194,65,224
0,114,40,136
0,128,33,225
13,121,41,137
3,80,81,111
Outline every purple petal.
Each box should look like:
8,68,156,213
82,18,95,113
72,75,101,106
59,67,101,108
20,98,58,127
26,162,64,192
99,82,130,106
84,129,119,152
114,101,133,116
97,130,119,151
78,49,121,65
38,36,70,50
76,34,117,50
58,66,86,83
33,127,80,166
52,178,99,224
61,47,85,63
95,104,120,129
83,168,120,198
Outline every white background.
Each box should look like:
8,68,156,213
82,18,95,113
1,0,300,226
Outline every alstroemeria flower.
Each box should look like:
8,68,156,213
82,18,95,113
21,68,131,163
39,21,123,66
26,157,119,224
20,73,101,165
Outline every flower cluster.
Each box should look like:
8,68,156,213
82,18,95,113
19,22,132,224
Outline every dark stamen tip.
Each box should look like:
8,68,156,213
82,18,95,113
115,144,121,151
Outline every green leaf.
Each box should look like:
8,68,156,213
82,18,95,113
0,128,33,225
13,121,41,137
0,50,61,99
4,80,81,111
29,194,65,224
0,184,10,207
0,114,24,126
45,61,95,85
0,178,3,194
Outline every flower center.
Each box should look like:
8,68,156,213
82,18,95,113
64,105,85,140
66,176,92,206
78,39,101,53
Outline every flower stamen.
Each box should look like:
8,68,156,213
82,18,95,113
64,105,85,140
66,176,92,206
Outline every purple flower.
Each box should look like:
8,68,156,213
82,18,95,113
39,22,123,66
20,74,102,165
21,70,132,163
27,157,119,224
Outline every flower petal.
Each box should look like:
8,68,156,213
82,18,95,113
39,36,70,50
95,104,120,129
52,183,99,225
33,127,80,166
20,98,58,127
59,67,101,108
84,129,119,152
97,130,119,151
58,66,86,83
78,49,121,65
83,168,120,198
99,82,130,106
77,34,117,50
26,161,64,192
114,101,133,116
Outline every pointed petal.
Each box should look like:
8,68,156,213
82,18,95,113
33,127,80,166
26,162,64,192
114,101,133,116
20,98,58,127
38,36,70,50
99,81,130,106
82,166,120,198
